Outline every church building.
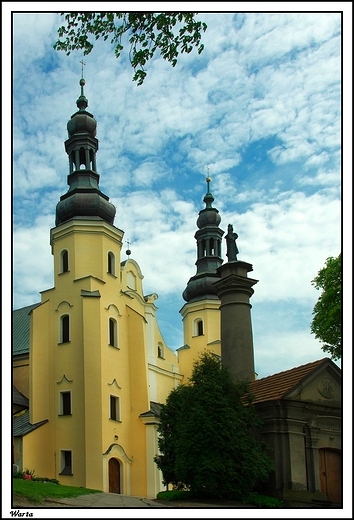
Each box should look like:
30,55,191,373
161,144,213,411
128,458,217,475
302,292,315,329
13,77,341,506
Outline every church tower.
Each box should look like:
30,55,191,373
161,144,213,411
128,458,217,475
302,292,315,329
27,76,180,497
178,177,224,380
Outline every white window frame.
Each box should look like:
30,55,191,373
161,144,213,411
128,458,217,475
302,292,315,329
109,394,121,422
59,390,72,416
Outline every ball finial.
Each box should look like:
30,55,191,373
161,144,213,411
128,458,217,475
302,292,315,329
79,78,85,87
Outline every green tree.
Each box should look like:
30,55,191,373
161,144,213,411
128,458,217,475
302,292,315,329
154,351,273,499
311,253,342,360
54,12,207,85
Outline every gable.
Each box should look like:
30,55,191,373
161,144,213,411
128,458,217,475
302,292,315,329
285,363,341,407
250,358,341,407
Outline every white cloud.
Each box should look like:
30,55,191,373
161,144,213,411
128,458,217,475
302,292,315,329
10,11,344,379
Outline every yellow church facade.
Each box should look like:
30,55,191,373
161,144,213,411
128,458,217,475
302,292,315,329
12,77,221,498
19,220,186,496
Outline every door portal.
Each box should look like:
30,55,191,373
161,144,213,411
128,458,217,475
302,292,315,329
109,458,121,494
319,448,341,504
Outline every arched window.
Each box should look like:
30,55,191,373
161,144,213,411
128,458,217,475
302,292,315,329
108,252,115,275
60,314,70,343
60,250,69,273
109,318,118,348
194,318,204,337
157,343,164,359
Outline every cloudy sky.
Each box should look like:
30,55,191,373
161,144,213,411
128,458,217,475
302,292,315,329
8,6,349,382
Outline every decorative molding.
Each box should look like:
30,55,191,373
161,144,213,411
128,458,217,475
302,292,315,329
317,378,337,399
105,303,121,316
81,290,101,297
74,275,106,285
144,293,158,303
55,300,73,311
56,374,73,384
108,378,121,389
102,443,133,463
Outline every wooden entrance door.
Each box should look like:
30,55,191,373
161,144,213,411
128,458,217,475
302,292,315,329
109,458,121,494
319,448,341,504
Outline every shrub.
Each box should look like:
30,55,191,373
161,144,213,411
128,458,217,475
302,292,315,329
156,490,192,501
32,477,60,484
243,492,284,508
12,469,59,485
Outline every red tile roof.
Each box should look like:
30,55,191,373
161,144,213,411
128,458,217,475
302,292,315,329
249,358,329,404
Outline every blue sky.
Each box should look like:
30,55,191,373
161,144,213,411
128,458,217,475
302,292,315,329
7,7,349,381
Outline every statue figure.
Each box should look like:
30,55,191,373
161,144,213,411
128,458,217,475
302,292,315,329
225,224,239,261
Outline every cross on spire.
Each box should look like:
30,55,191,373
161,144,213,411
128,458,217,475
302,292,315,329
126,239,131,257
80,60,85,78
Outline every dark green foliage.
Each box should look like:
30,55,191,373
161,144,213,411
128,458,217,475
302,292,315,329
54,12,207,85
154,351,274,500
311,253,341,360
156,490,192,501
13,470,25,479
243,492,284,508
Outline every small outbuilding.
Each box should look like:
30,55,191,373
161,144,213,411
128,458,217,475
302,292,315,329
249,358,341,506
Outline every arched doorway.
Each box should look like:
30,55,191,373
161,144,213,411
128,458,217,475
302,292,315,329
319,448,341,504
109,458,121,494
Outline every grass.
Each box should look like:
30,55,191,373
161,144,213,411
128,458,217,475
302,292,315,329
13,478,101,504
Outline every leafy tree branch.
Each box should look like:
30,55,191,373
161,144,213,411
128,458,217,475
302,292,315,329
54,12,207,85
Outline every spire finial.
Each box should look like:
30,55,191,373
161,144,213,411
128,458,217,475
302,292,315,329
203,166,214,208
206,166,212,194
126,239,131,257
77,60,88,111
80,59,85,78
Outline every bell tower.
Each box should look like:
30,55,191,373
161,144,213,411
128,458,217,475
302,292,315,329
178,177,224,380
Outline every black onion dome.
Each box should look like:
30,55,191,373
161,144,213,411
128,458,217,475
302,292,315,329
197,206,221,228
182,273,220,302
67,111,97,137
196,178,221,228
67,78,97,137
55,189,116,226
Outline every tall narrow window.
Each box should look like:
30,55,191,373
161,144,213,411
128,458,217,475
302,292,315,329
157,343,164,359
60,250,69,273
109,318,118,348
108,252,115,275
61,315,70,343
110,395,120,421
60,391,72,415
59,450,72,475
194,318,204,336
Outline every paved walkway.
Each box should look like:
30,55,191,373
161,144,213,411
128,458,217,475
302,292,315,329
44,493,171,508
13,492,257,508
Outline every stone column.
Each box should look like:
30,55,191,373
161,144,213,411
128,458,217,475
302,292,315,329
213,261,258,382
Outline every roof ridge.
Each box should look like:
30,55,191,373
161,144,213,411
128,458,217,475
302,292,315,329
253,357,329,382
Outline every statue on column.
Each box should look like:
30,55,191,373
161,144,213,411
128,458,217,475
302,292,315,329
225,224,239,261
